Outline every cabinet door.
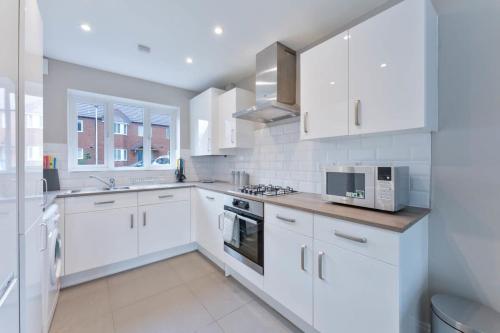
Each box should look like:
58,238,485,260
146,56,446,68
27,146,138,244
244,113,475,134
218,90,236,149
190,92,211,156
264,223,313,324
349,0,426,134
65,207,138,274
194,189,224,261
139,200,190,256
300,32,349,140
219,88,255,149
313,240,398,333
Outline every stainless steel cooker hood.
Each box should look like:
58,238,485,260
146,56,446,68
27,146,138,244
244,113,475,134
233,42,299,123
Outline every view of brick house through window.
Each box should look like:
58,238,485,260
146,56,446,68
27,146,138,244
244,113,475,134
77,102,171,167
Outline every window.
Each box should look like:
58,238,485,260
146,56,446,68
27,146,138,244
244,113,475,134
113,122,128,135
77,148,84,160
26,113,42,129
114,149,128,161
77,120,83,132
68,90,179,171
26,146,42,162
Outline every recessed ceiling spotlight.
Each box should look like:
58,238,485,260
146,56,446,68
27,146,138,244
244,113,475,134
330,81,336,85
214,26,224,35
80,23,91,32
137,44,151,53
343,34,351,40
380,63,387,68
186,57,193,64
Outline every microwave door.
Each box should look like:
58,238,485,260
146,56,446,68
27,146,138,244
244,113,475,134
323,167,375,208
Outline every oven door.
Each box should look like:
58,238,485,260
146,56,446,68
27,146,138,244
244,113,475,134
321,166,375,209
223,209,264,275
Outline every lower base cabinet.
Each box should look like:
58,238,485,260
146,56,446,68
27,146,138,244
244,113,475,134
193,189,225,262
65,207,138,275
138,201,190,256
313,239,399,332
264,223,313,325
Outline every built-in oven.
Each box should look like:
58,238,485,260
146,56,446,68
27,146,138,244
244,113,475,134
223,196,264,275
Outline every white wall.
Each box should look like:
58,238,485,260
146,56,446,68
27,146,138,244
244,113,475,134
43,58,197,148
429,0,500,311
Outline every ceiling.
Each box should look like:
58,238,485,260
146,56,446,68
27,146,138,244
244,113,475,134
40,0,392,92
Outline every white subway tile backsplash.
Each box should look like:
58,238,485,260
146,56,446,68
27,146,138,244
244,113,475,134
47,122,432,208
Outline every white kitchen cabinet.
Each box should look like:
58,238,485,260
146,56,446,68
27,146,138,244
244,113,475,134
349,0,437,135
313,239,398,332
218,88,255,149
193,188,225,262
65,207,138,274
138,200,190,256
190,88,225,156
300,32,349,140
264,223,313,325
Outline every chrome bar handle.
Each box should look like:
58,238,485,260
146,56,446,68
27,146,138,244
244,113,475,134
41,178,48,206
276,215,296,223
94,200,115,205
130,214,134,229
143,211,147,227
218,213,224,231
303,112,309,133
206,196,215,200
301,245,306,271
334,230,367,244
318,251,325,280
158,194,174,199
40,223,48,251
354,100,361,126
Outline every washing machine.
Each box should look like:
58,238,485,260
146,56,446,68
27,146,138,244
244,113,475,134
42,204,62,333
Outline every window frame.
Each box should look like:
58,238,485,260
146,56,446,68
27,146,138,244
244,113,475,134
77,119,84,132
67,89,179,172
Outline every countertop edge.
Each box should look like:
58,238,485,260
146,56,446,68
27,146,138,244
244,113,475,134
52,182,431,233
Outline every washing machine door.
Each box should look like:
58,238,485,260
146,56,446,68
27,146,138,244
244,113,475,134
49,230,62,286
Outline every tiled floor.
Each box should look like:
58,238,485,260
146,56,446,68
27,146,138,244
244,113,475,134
50,251,301,333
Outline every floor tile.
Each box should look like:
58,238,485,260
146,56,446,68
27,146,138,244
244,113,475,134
49,313,114,333
187,272,254,319
107,260,183,310
57,278,108,303
112,285,213,333
168,252,217,282
217,300,301,333
50,281,112,332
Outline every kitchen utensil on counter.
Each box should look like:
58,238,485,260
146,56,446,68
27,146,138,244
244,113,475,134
175,158,186,182
240,171,249,186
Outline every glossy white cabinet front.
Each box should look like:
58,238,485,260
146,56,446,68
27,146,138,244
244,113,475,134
218,88,255,149
139,200,190,256
193,189,225,262
190,88,224,156
349,0,437,135
300,32,349,140
0,0,20,330
264,223,314,325
313,239,398,332
65,207,138,274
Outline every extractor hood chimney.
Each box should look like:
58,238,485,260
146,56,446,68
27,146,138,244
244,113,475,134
233,42,299,123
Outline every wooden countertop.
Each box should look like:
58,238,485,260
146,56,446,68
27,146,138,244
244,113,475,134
196,183,430,233
56,181,430,233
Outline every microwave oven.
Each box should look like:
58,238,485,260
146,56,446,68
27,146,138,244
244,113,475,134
321,166,409,212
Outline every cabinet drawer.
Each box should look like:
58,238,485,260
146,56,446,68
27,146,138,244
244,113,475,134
314,214,399,265
138,188,190,205
65,192,137,214
265,204,313,237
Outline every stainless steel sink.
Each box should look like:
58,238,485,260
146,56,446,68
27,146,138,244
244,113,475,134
107,186,131,191
67,186,131,194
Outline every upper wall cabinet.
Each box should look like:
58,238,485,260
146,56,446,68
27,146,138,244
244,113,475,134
218,88,256,149
190,88,225,156
300,0,438,140
300,32,349,140
349,0,437,135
